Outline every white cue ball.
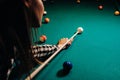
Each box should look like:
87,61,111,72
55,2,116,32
43,11,47,15
77,27,83,33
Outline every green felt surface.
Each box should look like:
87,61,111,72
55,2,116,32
30,0,120,80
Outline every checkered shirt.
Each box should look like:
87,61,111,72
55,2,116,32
32,44,58,58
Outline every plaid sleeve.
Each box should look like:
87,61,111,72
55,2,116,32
31,44,59,58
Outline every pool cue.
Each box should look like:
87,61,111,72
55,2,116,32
34,58,43,64
25,27,83,80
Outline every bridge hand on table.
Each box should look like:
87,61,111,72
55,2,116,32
57,38,73,49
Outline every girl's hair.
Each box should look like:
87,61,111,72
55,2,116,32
0,0,38,79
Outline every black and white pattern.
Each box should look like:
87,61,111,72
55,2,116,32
32,44,58,58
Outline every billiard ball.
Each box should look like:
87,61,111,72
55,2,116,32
43,11,47,16
40,35,47,42
76,0,80,3
44,18,50,23
114,10,120,16
63,61,73,71
98,5,103,10
77,27,83,34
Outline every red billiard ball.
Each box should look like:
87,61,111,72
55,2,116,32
44,18,50,23
98,5,103,10
114,10,120,16
40,35,47,42
76,0,80,3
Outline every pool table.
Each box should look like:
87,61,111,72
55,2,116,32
29,0,120,80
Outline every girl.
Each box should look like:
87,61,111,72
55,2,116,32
0,0,72,79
